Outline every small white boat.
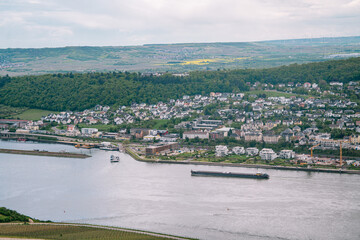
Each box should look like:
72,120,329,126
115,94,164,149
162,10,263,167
110,155,120,162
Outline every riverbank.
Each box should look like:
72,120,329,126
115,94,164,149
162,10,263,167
0,223,193,240
0,207,192,240
125,147,360,174
0,148,90,158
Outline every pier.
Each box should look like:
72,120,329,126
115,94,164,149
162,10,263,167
0,148,90,158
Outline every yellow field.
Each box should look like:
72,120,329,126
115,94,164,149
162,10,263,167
180,59,218,65
162,57,250,66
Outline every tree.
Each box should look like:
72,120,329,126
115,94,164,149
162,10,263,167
244,104,252,112
179,128,184,138
1,57,360,111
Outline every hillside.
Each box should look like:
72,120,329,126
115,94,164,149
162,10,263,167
0,36,360,76
0,207,36,223
0,57,359,111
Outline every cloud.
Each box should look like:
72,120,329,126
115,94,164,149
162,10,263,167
41,11,120,30
0,0,359,48
24,25,73,38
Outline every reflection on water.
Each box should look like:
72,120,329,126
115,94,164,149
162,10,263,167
1,140,360,240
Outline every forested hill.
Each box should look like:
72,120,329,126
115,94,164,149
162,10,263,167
0,57,359,111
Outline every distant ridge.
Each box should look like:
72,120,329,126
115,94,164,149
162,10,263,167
0,36,359,76
144,35,360,46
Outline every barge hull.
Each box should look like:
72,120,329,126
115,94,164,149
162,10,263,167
191,170,269,179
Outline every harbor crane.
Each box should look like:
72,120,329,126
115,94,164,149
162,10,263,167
310,143,321,158
310,137,351,167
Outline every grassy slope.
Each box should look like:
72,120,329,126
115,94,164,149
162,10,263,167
245,90,310,98
0,207,35,223
0,104,28,119
0,224,178,240
11,109,58,120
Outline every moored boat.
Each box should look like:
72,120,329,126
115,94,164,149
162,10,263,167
100,146,119,151
75,144,93,149
191,170,269,179
110,155,120,162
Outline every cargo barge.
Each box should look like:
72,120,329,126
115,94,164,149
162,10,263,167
191,170,269,179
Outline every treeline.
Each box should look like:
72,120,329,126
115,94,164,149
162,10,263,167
0,207,32,223
0,57,359,111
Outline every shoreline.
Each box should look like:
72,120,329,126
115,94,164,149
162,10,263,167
125,147,360,175
1,139,359,174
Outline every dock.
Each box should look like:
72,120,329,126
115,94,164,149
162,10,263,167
0,148,90,158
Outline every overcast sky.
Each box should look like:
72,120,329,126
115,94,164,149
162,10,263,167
1,0,360,48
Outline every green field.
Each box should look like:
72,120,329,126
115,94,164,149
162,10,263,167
0,224,190,240
245,90,310,98
0,104,28,119
11,109,57,120
151,119,170,129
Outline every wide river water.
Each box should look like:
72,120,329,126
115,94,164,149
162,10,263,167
0,140,360,240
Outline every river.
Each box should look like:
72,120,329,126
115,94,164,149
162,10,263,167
1,140,360,240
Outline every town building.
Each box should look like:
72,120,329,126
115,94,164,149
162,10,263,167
304,82,312,88
209,131,225,140
232,146,245,155
293,126,302,132
0,119,29,128
279,150,295,159
215,145,229,157
160,134,179,142
183,131,209,139
143,135,161,141
259,148,277,160
215,127,233,137
244,132,263,142
145,143,179,155
281,128,294,142
246,147,259,156
130,128,150,139
193,119,223,130
0,124,9,130
263,132,280,144
81,128,98,135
